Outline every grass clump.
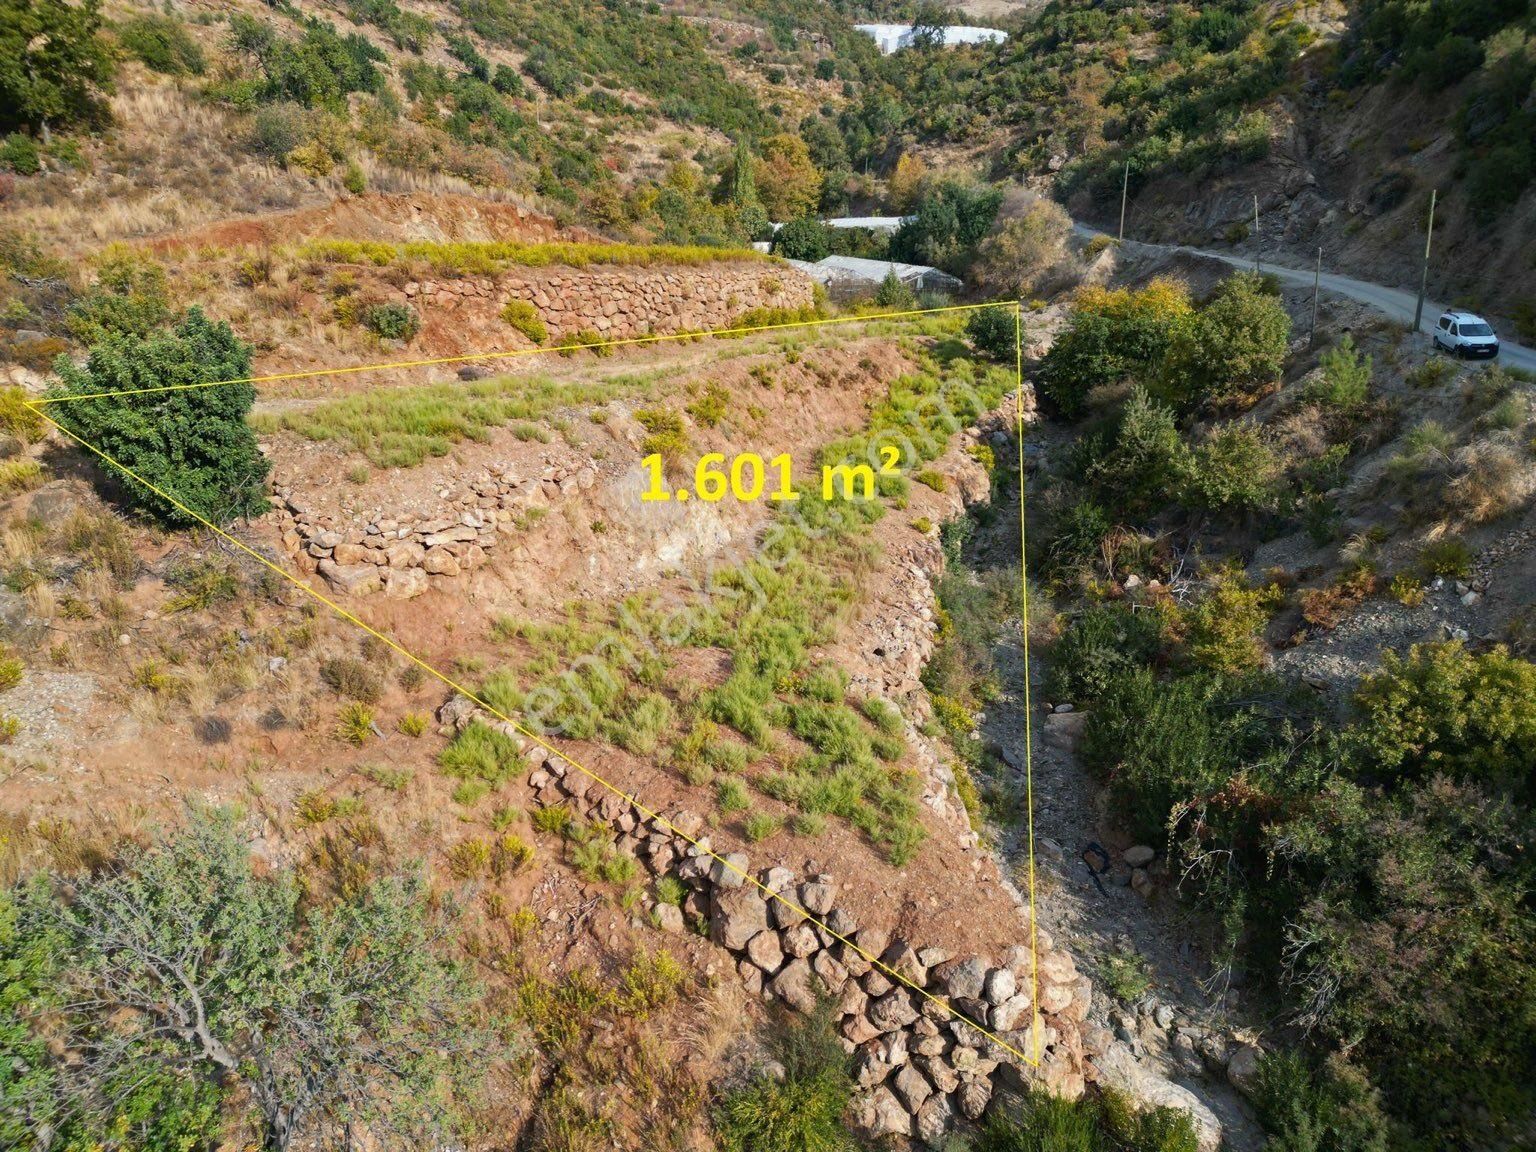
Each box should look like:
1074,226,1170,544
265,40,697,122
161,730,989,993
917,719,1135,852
530,804,574,837
714,1006,855,1152
716,776,750,814
336,702,375,745
635,407,689,462
320,656,383,702
0,459,44,496
500,299,547,344
439,721,522,785
743,813,782,843
397,712,428,737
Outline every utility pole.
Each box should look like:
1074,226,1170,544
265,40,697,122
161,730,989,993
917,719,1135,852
1310,246,1322,348
1412,188,1437,335
1253,194,1261,275
1118,160,1129,242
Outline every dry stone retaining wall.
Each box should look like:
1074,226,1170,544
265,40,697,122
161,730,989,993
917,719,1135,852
391,260,815,344
268,456,600,598
432,696,1091,1148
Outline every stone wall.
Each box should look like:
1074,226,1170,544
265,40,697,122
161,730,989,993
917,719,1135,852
391,260,815,345
268,456,600,598
434,696,1092,1149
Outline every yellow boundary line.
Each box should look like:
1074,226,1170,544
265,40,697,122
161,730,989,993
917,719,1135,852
26,300,1042,1067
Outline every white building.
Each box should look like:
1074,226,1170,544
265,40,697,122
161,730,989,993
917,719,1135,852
854,23,1007,55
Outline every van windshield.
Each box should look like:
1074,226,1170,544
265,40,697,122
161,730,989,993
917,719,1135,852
1461,322,1494,337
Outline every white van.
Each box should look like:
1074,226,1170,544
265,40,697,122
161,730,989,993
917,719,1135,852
1433,311,1500,359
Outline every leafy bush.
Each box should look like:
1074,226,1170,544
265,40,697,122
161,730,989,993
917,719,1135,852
1181,424,1279,515
635,407,688,462
888,180,1003,271
1046,602,1164,705
117,15,205,75
1040,279,1192,418
1347,642,1536,794
50,309,271,527
966,306,1017,361
1158,273,1290,410
499,299,546,344
362,302,420,341
0,0,116,136
774,217,831,261
1180,565,1280,675
0,134,40,174
1252,1050,1390,1152
65,245,170,342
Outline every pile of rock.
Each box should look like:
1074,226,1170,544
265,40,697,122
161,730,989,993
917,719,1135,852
472,691,1090,1147
390,261,816,344
267,458,601,597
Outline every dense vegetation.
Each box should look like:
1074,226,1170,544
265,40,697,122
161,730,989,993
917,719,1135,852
1,810,490,1151
1033,267,1536,1149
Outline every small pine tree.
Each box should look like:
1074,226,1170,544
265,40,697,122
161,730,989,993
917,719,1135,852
874,268,915,308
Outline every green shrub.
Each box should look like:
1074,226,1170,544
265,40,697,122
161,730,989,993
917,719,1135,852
1347,642,1536,794
1308,334,1372,410
117,15,206,75
685,383,730,428
0,134,40,175
1072,386,1191,519
634,407,689,462
966,306,1018,362
716,776,749,814
439,721,523,785
1039,279,1191,419
336,702,375,745
51,309,271,527
1180,423,1279,515
500,299,547,344
1417,535,1472,579
714,1006,854,1152
1181,566,1279,676
362,302,420,341
1252,1050,1390,1152
1046,602,1164,704
743,813,781,843
1159,273,1290,410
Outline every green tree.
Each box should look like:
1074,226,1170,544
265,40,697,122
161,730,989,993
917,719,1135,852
1039,278,1192,418
1309,333,1372,410
1072,385,1191,518
874,267,915,308
50,308,272,527
755,133,822,222
1347,642,1536,795
774,216,831,261
1159,273,1291,409
888,179,1003,270
0,0,116,138
8,810,492,1152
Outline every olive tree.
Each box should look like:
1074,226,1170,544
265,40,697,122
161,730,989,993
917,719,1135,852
8,810,493,1151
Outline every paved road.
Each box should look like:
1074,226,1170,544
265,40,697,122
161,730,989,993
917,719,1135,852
1072,224,1536,375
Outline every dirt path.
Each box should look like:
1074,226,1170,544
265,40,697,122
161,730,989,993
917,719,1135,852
964,424,1266,1150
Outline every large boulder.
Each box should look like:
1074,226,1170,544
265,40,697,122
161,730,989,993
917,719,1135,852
711,888,768,951
1094,1042,1223,1152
